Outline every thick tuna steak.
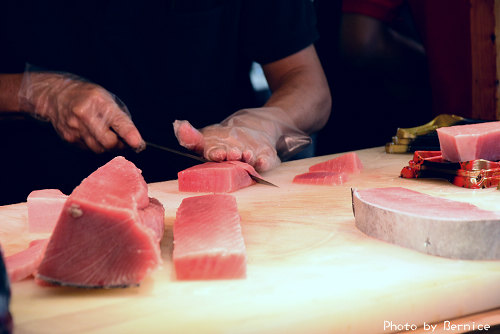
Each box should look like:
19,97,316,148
293,171,349,185
178,162,255,193
37,156,164,288
173,194,246,280
352,187,500,260
309,152,363,173
436,121,500,162
27,189,67,233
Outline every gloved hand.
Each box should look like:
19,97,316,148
173,107,311,172
18,67,145,153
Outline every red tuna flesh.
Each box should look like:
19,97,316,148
139,198,165,243
309,152,363,173
36,156,163,288
27,189,67,233
178,162,255,193
293,171,349,185
5,239,49,283
436,121,500,162
173,194,246,280
354,187,500,220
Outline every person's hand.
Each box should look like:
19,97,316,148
173,107,311,172
18,70,145,153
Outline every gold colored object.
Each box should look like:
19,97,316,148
396,114,464,139
386,114,465,153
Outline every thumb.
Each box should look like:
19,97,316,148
173,120,205,154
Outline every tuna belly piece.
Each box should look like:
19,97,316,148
178,162,254,193
309,152,363,174
352,187,500,260
37,199,162,288
436,121,500,162
173,194,246,280
293,171,349,185
27,189,67,233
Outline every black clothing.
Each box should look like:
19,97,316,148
0,0,318,205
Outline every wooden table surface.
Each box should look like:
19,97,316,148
1,147,499,334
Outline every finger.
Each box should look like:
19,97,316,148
173,120,205,154
253,149,281,172
226,147,243,161
76,125,107,153
205,145,228,162
242,150,255,165
109,111,144,151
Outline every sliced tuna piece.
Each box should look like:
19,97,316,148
293,171,349,185
309,152,363,174
139,198,165,243
36,156,163,288
173,194,246,280
27,189,67,233
5,239,49,283
436,121,500,162
178,162,255,193
352,187,500,260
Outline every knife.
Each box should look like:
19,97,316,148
145,141,278,187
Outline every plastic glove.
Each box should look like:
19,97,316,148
173,107,311,172
18,67,145,153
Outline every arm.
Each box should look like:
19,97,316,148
262,44,331,135
174,45,332,172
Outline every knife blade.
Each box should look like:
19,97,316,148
145,141,278,187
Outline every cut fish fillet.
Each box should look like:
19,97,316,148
293,152,362,185
173,194,246,280
437,121,500,162
27,189,67,233
36,156,164,288
309,152,363,173
293,171,349,185
178,162,255,193
5,239,49,283
352,187,500,260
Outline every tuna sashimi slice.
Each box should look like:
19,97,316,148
36,157,163,288
5,239,49,283
27,189,67,233
178,162,255,193
309,152,363,174
436,121,500,162
173,194,246,280
293,171,349,185
352,187,500,260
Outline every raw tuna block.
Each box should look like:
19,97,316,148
178,161,255,193
5,239,49,283
437,121,500,162
27,189,67,233
293,171,349,185
173,194,246,280
309,152,363,173
37,156,164,288
352,187,500,260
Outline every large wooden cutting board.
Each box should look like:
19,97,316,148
1,147,499,334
